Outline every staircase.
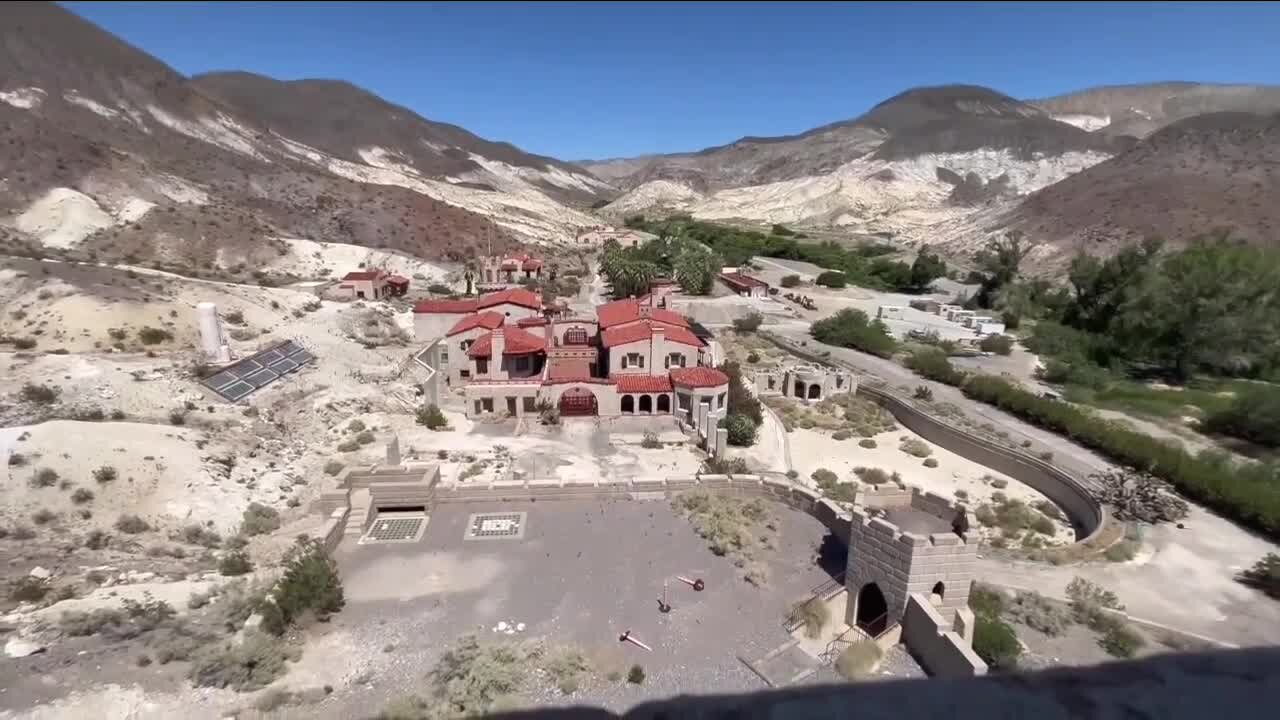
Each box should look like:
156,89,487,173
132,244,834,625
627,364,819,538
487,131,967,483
344,488,372,537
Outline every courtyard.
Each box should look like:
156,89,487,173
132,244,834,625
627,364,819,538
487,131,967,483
314,498,883,715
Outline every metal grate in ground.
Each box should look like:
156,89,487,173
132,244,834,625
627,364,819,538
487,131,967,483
360,514,428,544
464,511,527,541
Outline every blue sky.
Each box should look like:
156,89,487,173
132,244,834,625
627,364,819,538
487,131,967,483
64,1,1280,160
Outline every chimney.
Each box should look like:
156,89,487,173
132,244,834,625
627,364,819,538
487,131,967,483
651,323,665,376
490,327,506,379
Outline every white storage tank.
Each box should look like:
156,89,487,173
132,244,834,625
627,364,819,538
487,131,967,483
196,302,231,363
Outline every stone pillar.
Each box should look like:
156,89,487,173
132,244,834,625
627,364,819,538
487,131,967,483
697,400,710,439
953,607,976,645
715,428,728,458
386,434,401,466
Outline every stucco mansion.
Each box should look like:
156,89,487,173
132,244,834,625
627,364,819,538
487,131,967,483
413,289,729,420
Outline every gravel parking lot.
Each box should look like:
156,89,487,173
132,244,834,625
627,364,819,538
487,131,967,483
325,498,843,714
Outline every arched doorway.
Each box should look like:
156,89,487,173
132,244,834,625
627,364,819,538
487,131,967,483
621,395,635,414
793,380,805,397
638,394,653,413
656,394,671,413
930,581,946,606
808,383,822,400
558,387,598,417
855,582,889,637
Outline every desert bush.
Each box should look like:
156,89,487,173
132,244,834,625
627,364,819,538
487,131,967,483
323,460,344,476
835,640,882,679
815,271,847,288
223,309,245,325
1098,622,1145,658
788,597,830,639
13,337,37,350
189,631,287,691
811,468,838,486
138,326,173,345
906,348,967,386
746,351,760,363
701,456,749,474
355,430,376,445
416,403,449,430
853,466,893,485
31,467,59,488
32,508,57,525
93,465,117,483
346,419,366,433
8,453,27,467
544,648,590,695
336,439,360,452
973,615,1021,670
1202,384,1280,448
1236,553,1280,599
733,312,764,333
913,385,934,401
10,524,37,540
640,431,662,449
968,583,1006,618
722,414,758,446
979,334,1015,355
923,458,939,468
1005,591,1072,636
84,529,109,549
831,429,852,441
898,437,933,458
810,309,896,358
989,477,1008,489
780,274,802,288
962,374,1280,539
671,490,772,571
20,383,59,404
721,360,764,424
179,524,221,548
1031,499,1065,521
1105,540,1139,562
240,503,280,537
858,438,877,449
627,664,646,684
258,536,344,636
219,550,253,576
1066,577,1124,629
115,514,150,534
9,577,50,603
168,409,186,426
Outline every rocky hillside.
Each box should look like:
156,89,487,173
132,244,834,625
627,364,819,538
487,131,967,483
1008,111,1280,258
1031,82,1280,138
0,2,606,275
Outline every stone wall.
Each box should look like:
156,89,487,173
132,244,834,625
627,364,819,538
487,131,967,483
316,507,350,553
901,593,988,677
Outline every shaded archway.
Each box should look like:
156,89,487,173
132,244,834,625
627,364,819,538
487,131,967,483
639,394,653,414
621,395,635,414
808,383,822,400
793,380,805,397
855,582,889,637
931,581,946,606
656,394,671,413
558,387,598,417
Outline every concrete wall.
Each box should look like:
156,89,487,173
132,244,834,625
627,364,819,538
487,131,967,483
901,593,988,677
540,381,622,416
414,311,471,344
316,507,350,553
608,337,699,375
465,382,542,417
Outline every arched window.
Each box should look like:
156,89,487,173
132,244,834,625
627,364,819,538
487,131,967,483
639,395,653,413
657,394,671,413
621,395,635,414
931,581,946,606
564,327,588,346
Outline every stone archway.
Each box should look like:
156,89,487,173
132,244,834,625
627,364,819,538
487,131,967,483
558,387,598,417
794,380,805,398
855,582,889,637
808,383,822,400
930,581,946,606
656,394,671,413
639,394,653,414
621,395,635,414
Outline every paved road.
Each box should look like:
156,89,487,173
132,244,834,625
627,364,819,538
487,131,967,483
767,320,1280,647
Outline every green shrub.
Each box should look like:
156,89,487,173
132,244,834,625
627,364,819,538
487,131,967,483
963,374,1280,539
1237,553,1280,599
84,529,109,549
323,460,344,476
1032,499,1065,521
1098,622,1145,658
899,437,933,458
1105,540,1139,562
115,514,151,534
780,274,802,288
789,598,831,639
32,508,57,525
1202,385,1280,448
71,488,94,504
627,664,646,684
989,477,1008,489
13,337,37,350
858,438,877,449
832,430,852,441
853,466,893,485
815,271,847,288
8,453,27,467
189,632,287,690
913,385,934,401
336,439,360,452
21,383,59,404
138,326,173,345
93,465,117,483
31,467,59,488
416,403,449,430
811,468,838,486
179,524,222,548
1005,591,1072,636
973,615,1021,670
355,430,376,445
240,503,280,537
640,431,662,449
168,409,186,426
835,640,882,679
346,419,366,433
906,348,967,386
746,351,760,363
923,457,939,468
732,312,763,333
722,414,758,446
810,309,896,358
219,550,253,576
968,583,1006,618
258,537,344,636
9,576,50,603
721,361,764,424
979,334,1015,356
974,505,997,527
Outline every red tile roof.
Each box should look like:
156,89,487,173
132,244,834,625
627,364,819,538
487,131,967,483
467,326,547,357
669,366,729,388
475,287,542,311
516,316,549,328
601,320,703,349
720,272,769,290
414,298,478,314
342,270,386,281
612,374,673,393
446,311,505,337
596,299,689,329
387,275,410,285
522,257,543,271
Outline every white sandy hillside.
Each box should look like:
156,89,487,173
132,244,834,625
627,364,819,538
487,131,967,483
0,86,46,109
13,188,115,249
1051,114,1112,132
603,179,705,217
262,237,452,282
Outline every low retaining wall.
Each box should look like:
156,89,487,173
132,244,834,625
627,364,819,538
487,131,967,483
901,593,987,677
316,507,350,553
432,474,853,544
760,332,1106,545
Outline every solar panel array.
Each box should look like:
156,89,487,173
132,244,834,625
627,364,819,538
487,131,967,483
202,340,316,402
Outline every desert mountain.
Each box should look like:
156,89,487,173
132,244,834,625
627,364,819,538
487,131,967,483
0,2,606,276
1006,111,1280,258
1031,82,1280,138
